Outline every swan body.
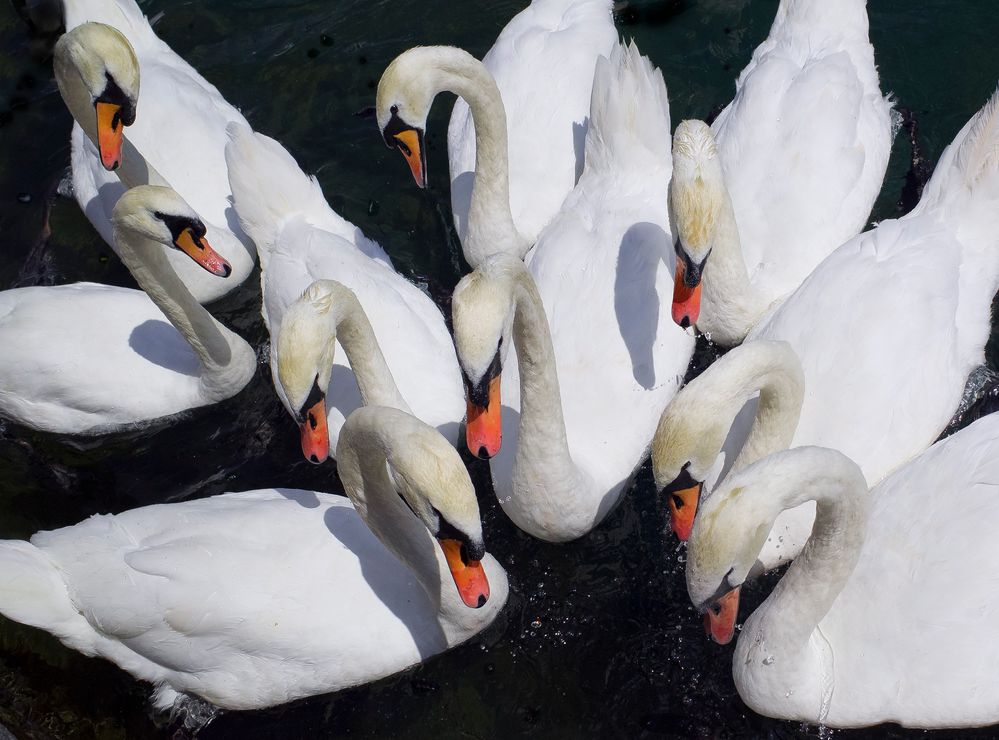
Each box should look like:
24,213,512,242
57,7,256,303
0,186,255,434
688,412,999,728
670,0,893,344
655,85,999,569
448,43,694,541
447,0,616,248
0,407,507,711
225,124,464,456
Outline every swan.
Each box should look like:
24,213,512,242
224,123,464,462
0,405,508,711
0,185,255,434
654,85,999,568
687,412,999,728
384,42,693,541
669,0,894,345
445,0,616,251
55,10,256,303
377,0,615,267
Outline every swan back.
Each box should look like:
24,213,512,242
710,0,893,299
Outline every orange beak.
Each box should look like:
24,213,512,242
438,538,490,609
299,396,329,464
465,375,502,459
174,228,232,278
704,586,741,645
96,101,125,171
667,480,702,541
393,129,426,188
672,259,702,328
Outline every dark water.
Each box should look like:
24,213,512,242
1,0,998,737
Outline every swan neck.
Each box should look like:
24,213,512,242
729,345,805,473
509,267,581,489
748,453,868,651
332,291,412,414
335,411,464,625
697,190,767,345
112,227,239,385
434,51,525,261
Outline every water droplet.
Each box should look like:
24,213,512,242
16,192,31,203
762,655,775,666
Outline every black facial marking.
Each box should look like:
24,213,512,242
295,377,326,424
154,211,207,247
434,507,485,564
661,462,698,498
463,343,502,408
676,240,711,288
701,567,739,614
98,71,136,127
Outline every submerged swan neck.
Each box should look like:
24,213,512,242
429,48,525,263
325,285,412,414
112,225,240,395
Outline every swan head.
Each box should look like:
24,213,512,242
452,255,518,460
341,406,491,609
54,22,139,171
669,120,725,329
111,186,232,277
276,281,343,465
376,46,467,189
652,381,732,543
684,472,770,646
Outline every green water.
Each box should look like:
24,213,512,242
0,0,998,737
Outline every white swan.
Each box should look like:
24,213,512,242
687,412,999,728
446,0,616,250
0,186,255,434
56,8,256,303
654,84,999,567
0,406,507,711
385,43,692,541
224,124,464,462
669,0,894,345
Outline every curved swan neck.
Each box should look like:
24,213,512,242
656,340,804,483
427,48,526,262
739,448,869,650
728,343,805,473
112,225,243,397
507,263,584,492
696,188,767,345
322,284,412,414
334,408,466,625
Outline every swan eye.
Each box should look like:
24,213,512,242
390,104,398,115
97,71,136,126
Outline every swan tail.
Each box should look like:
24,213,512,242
917,85,999,224
0,540,81,636
583,39,671,175
225,122,345,262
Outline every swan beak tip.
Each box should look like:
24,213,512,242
667,481,702,542
438,538,490,609
174,228,233,278
95,100,124,171
465,375,502,459
704,586,740,645
672,259,702,328
299,397,329,464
